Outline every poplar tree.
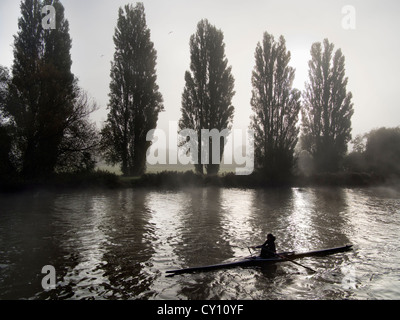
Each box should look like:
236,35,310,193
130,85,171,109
101,3,163,176
250,32,301,181
179,19,235,175
0,66,15,177
6,0,98,177
301,39,354,172
8,0,44,177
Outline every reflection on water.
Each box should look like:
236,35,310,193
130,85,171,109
0,186,399,299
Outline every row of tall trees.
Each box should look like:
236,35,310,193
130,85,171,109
177,20,354,178
1,0,355,181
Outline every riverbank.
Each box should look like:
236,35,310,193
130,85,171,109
128,170,389,189
0,170,121,193
1,170,395,194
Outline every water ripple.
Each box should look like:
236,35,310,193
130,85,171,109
0,187,399,299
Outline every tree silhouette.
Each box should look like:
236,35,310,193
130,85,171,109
250,32,301,181
101,3,164,177
179,19,235,175
301,39,354,172
365,127,400,177
0,66,9,115
5,0,98,177
0,66,15,177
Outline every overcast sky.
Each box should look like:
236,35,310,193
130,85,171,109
1,0,399,139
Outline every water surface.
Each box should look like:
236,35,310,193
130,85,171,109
0,186,399,299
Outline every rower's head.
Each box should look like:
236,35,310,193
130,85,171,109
267,233,276,242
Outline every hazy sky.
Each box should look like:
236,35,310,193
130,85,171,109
1,0,399,139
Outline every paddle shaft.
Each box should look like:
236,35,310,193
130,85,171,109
249,246,317,273
247,246,254,257
275,253,316,273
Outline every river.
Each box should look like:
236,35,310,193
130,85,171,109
0,186,399,300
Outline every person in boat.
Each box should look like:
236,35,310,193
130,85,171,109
254,233,276,258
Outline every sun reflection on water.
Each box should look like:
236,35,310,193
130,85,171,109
1,186,399,300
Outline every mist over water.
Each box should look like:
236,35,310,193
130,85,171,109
0,186,399,300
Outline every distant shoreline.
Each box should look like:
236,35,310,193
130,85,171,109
1,170,397,194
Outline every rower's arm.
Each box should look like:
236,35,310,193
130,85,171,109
254,241,268,249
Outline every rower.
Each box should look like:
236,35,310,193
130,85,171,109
254,233,276,258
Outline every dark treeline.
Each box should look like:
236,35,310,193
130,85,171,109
344,127,400,180
1,1,399,192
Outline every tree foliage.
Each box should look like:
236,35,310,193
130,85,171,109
344,127,400,179
0,66,16,177
301,39,354,172
101,3,164,177
179,19,235,175
250,32,301,180
365,127,400,176
4,0,98,178
0,66,9,113
55,89,99,173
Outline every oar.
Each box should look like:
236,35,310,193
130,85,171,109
247,246,255,258
275,252,316,273
248,246,317,273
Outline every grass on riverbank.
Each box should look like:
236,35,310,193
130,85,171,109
128,170,387,189
0,170,121,193
0,169,394,193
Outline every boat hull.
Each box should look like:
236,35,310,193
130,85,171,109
166,245,353,275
